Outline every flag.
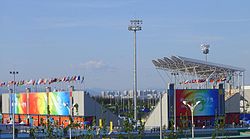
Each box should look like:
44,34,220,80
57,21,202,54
37,79,42,85
77,75,81,81
58,77,62,82
20,80,24,86
81,76,84,83
0,82,6,87
62,77,66,82
73,76,77,81
66,76,70,82
50,78,57,84
70,76,76,82
27,80,33,85
184,80,189,84
32,80,36,85
43,79,48,84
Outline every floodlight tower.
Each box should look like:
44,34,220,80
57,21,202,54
201,44,210,62
128,19,142,121
10,71,18,139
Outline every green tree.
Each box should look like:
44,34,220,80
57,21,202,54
29,127,36,138
138,119,145,139
123,117,133,139
168,119,177,139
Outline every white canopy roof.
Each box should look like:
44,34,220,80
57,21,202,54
152,56,245,79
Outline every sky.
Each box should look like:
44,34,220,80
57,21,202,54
1,0,250,91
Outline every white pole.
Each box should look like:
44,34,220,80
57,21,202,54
70,105,72,139
13,73,15,139
10,71,18,139
160,92,162,139
191,107,194,139
174,74,177,132
242,72,245,118
128,19,142,121
12,74,16,139
64,102,72,139
69,118,72,139
133,30,137,121
183,101,200,139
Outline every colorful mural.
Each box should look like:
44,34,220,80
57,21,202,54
29,92,47,114
14,93,27,114
11,91,71,115
49,92,70,115
176,89,219,116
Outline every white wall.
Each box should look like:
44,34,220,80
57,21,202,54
144,93,168,129
72,91,84,116
2,93,10,113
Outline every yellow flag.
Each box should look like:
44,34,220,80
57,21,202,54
110,121,113,132
99,119,102,128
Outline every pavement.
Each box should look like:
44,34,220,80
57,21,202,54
1,124,250,138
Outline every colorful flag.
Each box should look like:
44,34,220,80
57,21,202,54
81,76,84,83
77,76,81,81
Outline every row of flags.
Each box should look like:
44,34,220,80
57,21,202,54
179,77,229,85
0,75,84,87
180,79,206,84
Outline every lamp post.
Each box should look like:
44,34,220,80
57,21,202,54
128,19,142,121
160,92,163,139
10,71,18,139
63,102,72,139
171,72,178,132
182,100,201,139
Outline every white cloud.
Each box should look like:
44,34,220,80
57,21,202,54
79,60,116,72
80,60,105,69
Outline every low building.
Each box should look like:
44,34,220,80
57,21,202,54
1,87,120,127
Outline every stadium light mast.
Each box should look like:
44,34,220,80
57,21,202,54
10,71,18,139
201,44,210,62
128,19,142,121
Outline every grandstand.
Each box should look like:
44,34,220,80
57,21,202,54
145,55,246,129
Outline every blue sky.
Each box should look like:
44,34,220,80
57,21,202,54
1,0,250,90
